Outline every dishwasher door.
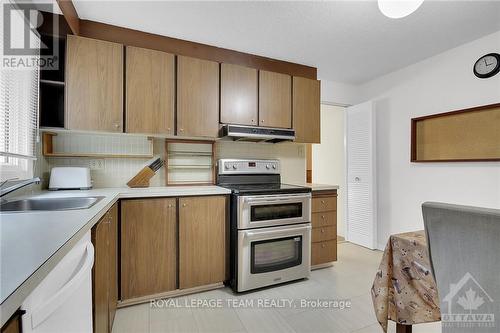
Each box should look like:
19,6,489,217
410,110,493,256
21,231,94,333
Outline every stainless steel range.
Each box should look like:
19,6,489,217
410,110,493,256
217,159,312,292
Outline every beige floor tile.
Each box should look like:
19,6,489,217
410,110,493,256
192,307,246,333
352,323,384,333
286,307,350,333
112,303,150,333
113,242,441,333
149,305,198,333
235,308,296,333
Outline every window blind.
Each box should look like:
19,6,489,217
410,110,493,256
0,3,39,180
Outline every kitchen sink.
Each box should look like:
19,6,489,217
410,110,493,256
0,196,105,212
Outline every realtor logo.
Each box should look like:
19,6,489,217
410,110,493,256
1,1,59,69
442,272,495,329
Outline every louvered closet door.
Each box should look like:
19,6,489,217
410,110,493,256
346,101,377,249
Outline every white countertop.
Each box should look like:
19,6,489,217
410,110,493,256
0,185,230,325
292,183,339,192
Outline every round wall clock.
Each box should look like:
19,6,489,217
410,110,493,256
473,53,500,78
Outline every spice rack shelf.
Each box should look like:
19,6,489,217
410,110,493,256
166,140,215,185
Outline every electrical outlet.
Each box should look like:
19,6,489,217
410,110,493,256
88,159,104,170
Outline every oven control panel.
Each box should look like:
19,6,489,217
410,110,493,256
218,159,280,175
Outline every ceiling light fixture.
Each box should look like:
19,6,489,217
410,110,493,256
378,0,424,19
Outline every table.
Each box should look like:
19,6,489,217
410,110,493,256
371,231,441,333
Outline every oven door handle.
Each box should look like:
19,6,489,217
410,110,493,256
244,224,311,238
243,195,310,205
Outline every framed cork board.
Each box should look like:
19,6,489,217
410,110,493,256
411,103,500,162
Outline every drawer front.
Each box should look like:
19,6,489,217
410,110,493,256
312,226,336,242
311,211,336,228
311,240,337,265
312,195,337,212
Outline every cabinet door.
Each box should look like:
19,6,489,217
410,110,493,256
258,70,292,128
179,196,226,289
92,215,110,333
221,63,258,126
108,203,118,332
66,35,123,132
125,46,175,135
121,198,177,299
1,310,22,333
292,76,320,143
177,56,219,138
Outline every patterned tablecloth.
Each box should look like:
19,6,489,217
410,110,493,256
371,231,441,332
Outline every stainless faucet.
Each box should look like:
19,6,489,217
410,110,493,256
0,177,41,198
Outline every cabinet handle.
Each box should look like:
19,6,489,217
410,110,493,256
321,229,325,233
167,128,171,132
114,123,120,129
182,203,187,207
260,120,264,123
322,244,326,248
251,119,255,123
321,200,326,204
321,215,326,219
168,204,173,208
179,128,184,133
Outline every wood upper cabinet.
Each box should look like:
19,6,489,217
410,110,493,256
121,198,177,300
179,196,227,289
1,310,22,333
221,63,258,126
66,35,123,132
177,56,219,138
258,70,292,128
125,46,175,135
293,76,321,143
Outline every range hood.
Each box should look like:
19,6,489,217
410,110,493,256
220,124,295,143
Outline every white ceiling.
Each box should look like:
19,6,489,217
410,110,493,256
73,1,500,84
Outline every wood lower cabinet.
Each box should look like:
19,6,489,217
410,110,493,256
310,190,337,268
221,63,258,126
92,203,118,333
177,56,220,138
125,46,175,135
311,240,337,266
108,204,118,332
66,35,123,132
121,198,177,300
312,195,337,212
293,76,320,143
259,70,292,128
179,196,227,289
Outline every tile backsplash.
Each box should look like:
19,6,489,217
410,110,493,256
38,132,306,188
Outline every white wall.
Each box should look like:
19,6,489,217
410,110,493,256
359,30,500,249
320,79,361,106
41,136,307,188
312,104,346,237
216,141,306,184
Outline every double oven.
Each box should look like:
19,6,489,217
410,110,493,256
218,159,312,292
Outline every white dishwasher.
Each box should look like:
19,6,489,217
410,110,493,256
21,231,94,333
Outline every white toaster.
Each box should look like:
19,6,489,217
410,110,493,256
49,167,92,190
